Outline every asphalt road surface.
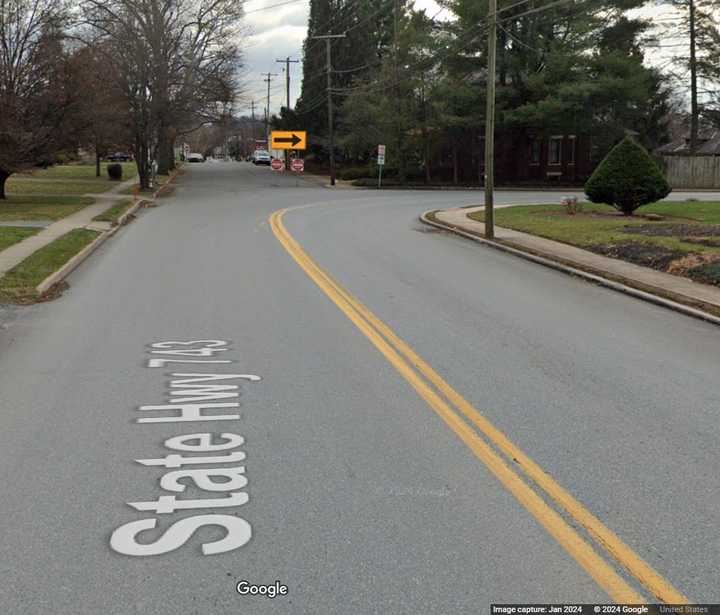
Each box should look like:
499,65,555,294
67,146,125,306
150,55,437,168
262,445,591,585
0,162,718,614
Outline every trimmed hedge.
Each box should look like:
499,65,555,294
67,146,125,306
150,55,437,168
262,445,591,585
585,136,671,215
107,163,123,181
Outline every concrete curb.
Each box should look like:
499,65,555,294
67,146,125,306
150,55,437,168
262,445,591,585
420,210,720,327
35,229,114,296
114,199,146,226
34,198,156,296
28,169,185,298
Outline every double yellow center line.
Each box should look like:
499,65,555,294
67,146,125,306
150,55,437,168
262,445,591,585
270,207,689,603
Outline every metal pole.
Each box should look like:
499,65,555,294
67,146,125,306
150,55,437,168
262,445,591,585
484,0,497,240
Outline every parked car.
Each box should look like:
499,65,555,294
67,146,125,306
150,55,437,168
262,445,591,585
107,152,132,162
253,150,271,165
187,153,205,163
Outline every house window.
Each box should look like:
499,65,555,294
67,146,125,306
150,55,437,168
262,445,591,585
549,136,563,165
529,140,541,165
568,135,576,165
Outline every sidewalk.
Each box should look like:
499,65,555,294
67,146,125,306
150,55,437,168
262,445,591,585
0,176,137,277
430,205,720,318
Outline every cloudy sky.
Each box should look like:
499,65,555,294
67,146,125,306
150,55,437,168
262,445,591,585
239,0,443,117
238,1,687,119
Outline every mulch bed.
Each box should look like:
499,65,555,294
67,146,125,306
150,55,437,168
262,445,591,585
590,242,687,270
622,224,720,237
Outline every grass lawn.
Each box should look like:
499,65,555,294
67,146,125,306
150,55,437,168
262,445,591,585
6,178,122,195
0,196,94,221
93,199,134,224
469,201,720,285
5,162,137,197
29,162,137,180
0,227,39,252
0,229,100,302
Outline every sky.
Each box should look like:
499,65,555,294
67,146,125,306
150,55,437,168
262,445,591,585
239,0,443,117
238,1,690,119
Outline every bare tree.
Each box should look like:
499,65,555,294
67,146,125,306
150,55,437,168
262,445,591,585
0,0,68,198
66,43,133,176
80,0,243,188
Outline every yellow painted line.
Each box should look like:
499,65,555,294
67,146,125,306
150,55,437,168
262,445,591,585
270,209,647,602
270,207,690,604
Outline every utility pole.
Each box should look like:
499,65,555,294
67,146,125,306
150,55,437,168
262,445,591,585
262,72,278,149
483,0,497,239
689,0,698,152
276,57,300,112
250,100,256,121
276,57,300,168
312,34,346,186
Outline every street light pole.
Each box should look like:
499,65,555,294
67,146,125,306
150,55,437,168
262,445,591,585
312,33,346,186
484,0,497,239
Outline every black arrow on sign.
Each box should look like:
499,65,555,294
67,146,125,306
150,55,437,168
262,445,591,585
275,134,302,147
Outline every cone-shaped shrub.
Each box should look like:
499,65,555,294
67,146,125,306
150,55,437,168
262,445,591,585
585,136,671,215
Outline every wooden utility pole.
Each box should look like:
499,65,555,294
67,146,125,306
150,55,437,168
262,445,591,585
484,0,497,239
276,57,300,112
262,72,279,148
689,0,699,152
276,57,300,168
312,34,346,186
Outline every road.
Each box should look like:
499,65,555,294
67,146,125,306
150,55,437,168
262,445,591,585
0,162,718,613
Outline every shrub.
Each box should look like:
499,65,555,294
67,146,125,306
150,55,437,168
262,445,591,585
585,136,671,215
337,166,370,180
107,163,123,181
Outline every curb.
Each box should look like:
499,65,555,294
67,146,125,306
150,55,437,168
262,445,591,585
115,198,146,226
32,169,184,298
35,201,149,297
420,211,720,327
36,230,114,296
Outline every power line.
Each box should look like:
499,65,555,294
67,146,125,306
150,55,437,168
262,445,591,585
497,0,585,22
244,0,306,13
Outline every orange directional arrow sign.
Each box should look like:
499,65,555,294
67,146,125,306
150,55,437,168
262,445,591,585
271,131,306,150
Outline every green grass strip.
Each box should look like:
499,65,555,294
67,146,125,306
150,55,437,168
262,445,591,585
0,229,100,302
93,199,134,224
0,227,39,251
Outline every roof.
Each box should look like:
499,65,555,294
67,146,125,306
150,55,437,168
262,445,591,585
656,130,720,155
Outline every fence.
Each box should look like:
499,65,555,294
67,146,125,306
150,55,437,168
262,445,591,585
660,155,720,189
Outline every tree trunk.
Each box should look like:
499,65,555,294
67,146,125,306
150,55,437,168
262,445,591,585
156,125,172,176
0,169,9,199
136,137,150,191
96,150,102,178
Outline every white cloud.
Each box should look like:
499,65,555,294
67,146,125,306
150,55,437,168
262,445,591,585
237,0,445,115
